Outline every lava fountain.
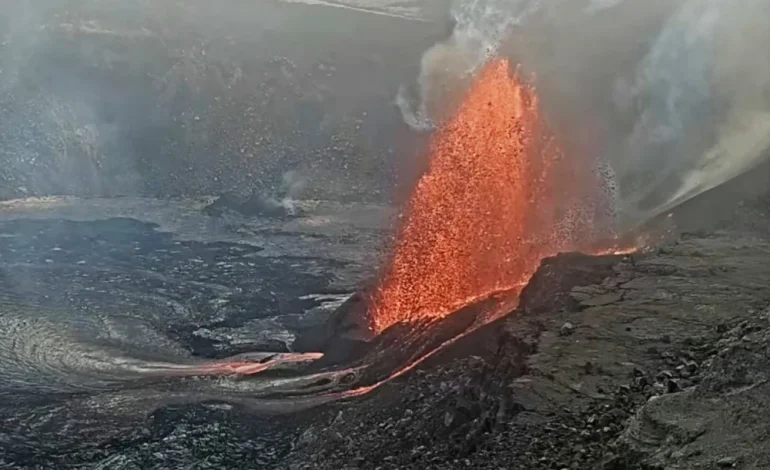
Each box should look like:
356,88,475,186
370,58,614,334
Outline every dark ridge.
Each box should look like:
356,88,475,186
301,250,628,377
202,192,305,219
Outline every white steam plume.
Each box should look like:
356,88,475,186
615,0,770,225
276,169,307,215
397,0,541,131
615,0,723,217
396,0,633,130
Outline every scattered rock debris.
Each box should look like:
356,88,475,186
280,230,770,470
3,205,770,469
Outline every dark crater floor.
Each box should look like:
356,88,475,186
1,196,770,469
0,217,330,356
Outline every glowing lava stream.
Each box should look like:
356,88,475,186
145,353,325,377
168,59,637,408
369,58,613,334
183,59,638,412
204,59,654,414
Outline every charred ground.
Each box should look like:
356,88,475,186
281,198,770,470
0,191,768,469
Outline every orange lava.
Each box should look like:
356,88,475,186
370,59,611,333
144,353,325,378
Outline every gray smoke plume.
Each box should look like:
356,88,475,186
396,0,639,131
614,0,770,226
397,0,542,130
399,0,770,230
584,0,626,14
614,0,725,220
273,170,308,216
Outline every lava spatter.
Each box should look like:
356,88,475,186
370,58,609,333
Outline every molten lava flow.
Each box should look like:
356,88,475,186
370,59,610,333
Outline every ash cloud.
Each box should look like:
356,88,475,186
399,0,770,230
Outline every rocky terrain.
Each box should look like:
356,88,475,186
3,2,770,469
0,192,767,469
281,210,770,470
0,196,383,469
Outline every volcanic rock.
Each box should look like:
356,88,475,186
717,456,738,467
202,192,303,218
277,223,770,470
3,198,770,469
